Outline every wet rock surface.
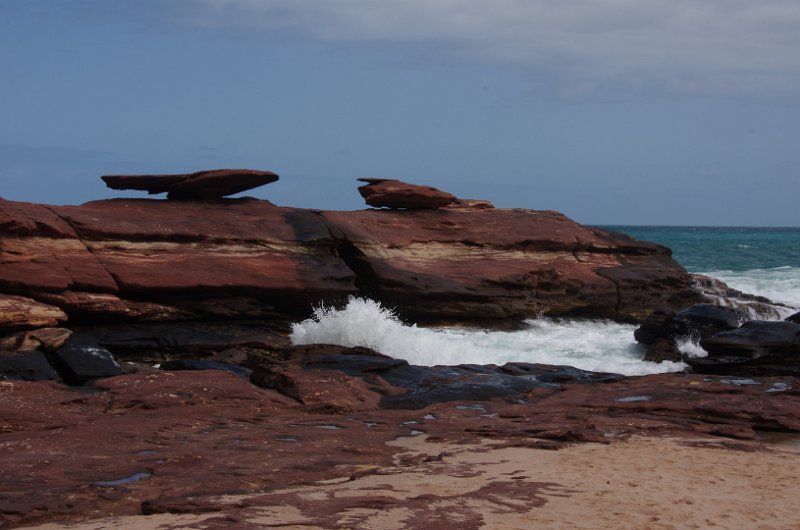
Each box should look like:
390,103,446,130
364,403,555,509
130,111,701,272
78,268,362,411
247,345,624,410
2,366,800,528
686,320,800,376
635,303,800,375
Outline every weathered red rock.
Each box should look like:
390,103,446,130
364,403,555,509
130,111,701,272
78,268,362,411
2,367,800,527
101,169,280,199
322,208,696,321
0,194,697,324
1,198,358,321
0,327,73,352
357,178,457,209
0,294,67,330
442,198,495,210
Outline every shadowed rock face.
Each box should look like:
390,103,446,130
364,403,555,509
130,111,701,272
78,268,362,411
101,169,279,199
0,195,696,328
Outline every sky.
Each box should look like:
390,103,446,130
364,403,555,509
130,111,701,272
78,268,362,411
1,0,798,226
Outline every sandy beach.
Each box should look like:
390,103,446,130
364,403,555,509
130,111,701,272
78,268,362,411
22,435,800,530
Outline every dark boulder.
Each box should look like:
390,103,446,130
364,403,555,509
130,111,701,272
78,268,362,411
48,334,123,385
0,350,61,381
701,320,800,358
687,320,800,376
634,309,675,344
671,304,744,340
786,311,800,324
498,362,625,385
635,304,744,362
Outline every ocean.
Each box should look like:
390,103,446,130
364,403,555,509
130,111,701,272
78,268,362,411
291,226,800,376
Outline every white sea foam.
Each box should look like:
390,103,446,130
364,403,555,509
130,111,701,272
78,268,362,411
291,297,685,376
702,266,800,312
676,336,708,358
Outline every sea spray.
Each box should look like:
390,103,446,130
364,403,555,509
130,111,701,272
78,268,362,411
290,296,686,376
701,266,800,312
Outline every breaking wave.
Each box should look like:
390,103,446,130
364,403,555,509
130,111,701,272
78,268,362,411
291,297,685,376
701,266,800,311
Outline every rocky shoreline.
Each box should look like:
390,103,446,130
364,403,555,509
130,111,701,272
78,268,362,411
2,171,800,528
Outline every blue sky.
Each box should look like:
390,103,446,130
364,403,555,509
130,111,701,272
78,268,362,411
1,0,798,225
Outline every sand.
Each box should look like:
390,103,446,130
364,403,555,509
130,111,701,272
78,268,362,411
22,436,800,530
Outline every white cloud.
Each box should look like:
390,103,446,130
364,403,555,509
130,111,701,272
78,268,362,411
178,0,800,96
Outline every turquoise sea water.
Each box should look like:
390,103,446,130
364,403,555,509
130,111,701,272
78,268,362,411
604,226,800,272
604,226,800,308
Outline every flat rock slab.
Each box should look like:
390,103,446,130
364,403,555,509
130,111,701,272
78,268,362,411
3,369,800,527
0,294,67,331
101,169,279,199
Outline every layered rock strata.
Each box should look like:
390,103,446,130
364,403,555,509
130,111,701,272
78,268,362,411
1,195,696,330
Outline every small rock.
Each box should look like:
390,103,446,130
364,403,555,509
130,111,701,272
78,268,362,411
49,334,122,385
357,178,457,209
786,311,800,324
26,327,73,352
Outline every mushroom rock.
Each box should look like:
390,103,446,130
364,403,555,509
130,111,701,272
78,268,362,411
101,169,279,200
357,178,457,209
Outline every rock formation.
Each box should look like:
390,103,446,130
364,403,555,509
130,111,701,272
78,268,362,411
3,362,800,527
0,194,696,329
3,173,800,528
101,168,279,199
357,178,457,209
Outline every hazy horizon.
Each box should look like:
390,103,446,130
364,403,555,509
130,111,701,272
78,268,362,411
2,1,799,226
